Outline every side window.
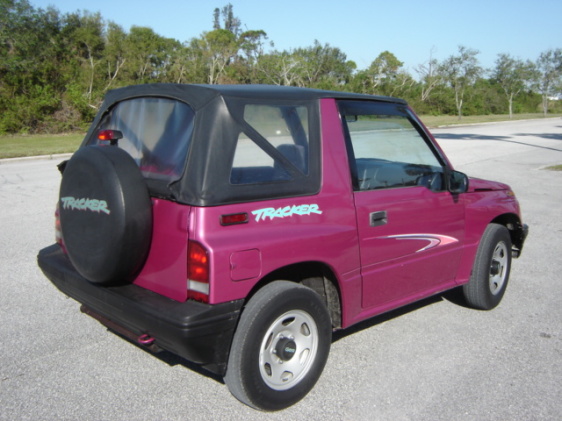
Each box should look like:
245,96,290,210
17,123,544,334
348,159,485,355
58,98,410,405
339,101,444,191
89,97,195,182
230,104,309,185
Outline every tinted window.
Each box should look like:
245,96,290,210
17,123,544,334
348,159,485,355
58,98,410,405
88,97,195,182
339,101,444,191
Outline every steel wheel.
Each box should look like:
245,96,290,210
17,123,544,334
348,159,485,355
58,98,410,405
489,241,509,295
259,309,319,390
224,281,331,411
463,223,512,310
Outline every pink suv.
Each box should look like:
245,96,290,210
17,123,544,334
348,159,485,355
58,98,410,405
38,84,528,410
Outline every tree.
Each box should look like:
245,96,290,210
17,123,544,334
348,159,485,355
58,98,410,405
0,0,68,132
254,42,354,89
198,29,238,84
193,4,270,84
493,54,536,118
103,22,128,89
440,46,482,119
212,7,220,30
1,1,560,134
293,41,355,89
535,48,562,116
124,26,172,83
239,30,268,62
66,11,105,101
256,50,302,86
368,51,403,89
415,48,442,102
347,69,372,94
236,29,269,82
213,3,241,35
365,51,414,97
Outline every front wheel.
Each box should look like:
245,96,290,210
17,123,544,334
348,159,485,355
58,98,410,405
224,281,332,411
463,223,512,310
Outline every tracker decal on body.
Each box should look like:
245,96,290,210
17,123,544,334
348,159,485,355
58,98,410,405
251,204,322,221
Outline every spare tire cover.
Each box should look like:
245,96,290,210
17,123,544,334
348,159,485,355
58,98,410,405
59,145,152,285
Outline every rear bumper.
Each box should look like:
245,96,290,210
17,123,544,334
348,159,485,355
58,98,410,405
37,244,243,376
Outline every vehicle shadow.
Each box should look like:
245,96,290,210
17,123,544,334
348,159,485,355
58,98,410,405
433,133,510,141
108,288,470,385
434,133,562,152
107,329,226,384
331,290,466,343
513,132,562,141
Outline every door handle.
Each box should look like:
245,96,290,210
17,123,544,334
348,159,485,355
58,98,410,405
370,211,388,227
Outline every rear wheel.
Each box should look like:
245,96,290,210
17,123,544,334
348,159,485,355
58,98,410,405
463,223,512,310
224,281,331,411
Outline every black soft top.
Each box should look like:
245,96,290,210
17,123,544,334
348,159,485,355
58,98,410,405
83,84,406,206
98,83,406,109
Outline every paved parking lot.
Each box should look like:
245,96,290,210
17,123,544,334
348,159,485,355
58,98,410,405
1,118,561,420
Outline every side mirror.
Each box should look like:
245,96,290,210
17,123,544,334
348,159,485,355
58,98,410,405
448,170,468,194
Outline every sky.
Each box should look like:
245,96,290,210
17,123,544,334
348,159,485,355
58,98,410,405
30,0,562,73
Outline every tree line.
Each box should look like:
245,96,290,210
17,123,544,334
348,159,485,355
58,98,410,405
1,0,561,134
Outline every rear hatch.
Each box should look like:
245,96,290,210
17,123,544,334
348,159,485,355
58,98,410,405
81,96,196,301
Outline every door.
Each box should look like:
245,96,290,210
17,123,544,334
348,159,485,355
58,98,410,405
339,100,465,309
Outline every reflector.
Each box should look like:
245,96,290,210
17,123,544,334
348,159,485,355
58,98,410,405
220,213,249,226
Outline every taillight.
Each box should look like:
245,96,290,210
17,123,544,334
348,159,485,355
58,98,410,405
97,129,123,145
187,241,209,303
55,202,66,253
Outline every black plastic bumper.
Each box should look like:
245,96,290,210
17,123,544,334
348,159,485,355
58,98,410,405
37,244,243,376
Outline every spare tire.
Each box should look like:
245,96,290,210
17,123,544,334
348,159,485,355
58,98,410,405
59,145,152,285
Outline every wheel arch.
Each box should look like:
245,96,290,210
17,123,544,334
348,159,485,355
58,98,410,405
490,212,527,257
243,261,342,329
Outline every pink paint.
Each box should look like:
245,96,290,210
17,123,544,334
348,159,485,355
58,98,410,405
133,199,190,301
132,98,524,331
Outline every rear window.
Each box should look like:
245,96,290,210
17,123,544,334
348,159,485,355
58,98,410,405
87,97,195,182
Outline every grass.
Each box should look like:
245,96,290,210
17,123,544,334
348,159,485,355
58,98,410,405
1,113,561,159
545,164,562,171
0,133,83,159
418,113,562,128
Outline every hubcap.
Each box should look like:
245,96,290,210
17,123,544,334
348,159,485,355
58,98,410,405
275,337,297,361
489,241,509,295
259,310,318,391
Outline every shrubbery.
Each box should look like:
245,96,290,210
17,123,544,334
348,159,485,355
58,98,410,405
0,1,559,134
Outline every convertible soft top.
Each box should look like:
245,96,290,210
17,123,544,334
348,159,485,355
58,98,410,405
81,84,406,206
97,83,406,110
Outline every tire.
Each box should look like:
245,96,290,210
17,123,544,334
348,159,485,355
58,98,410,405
463,223,512,310
224,281,332,411
59,145,152,285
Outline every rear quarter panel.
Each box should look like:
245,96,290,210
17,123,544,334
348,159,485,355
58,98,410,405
193,98,362,306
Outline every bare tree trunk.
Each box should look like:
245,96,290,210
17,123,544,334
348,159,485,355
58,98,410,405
455,88,464,120
542,95,549,117
105,59,126,91
84,44,96,100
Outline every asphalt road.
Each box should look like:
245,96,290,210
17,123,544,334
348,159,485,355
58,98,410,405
1,118,561,420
